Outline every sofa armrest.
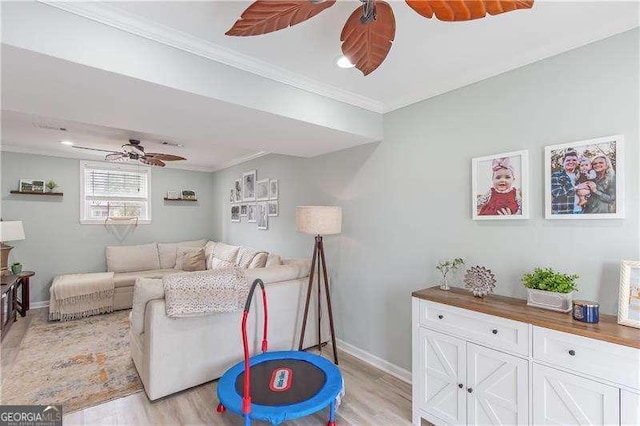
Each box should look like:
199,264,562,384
131,278,164,335
245,261,310,284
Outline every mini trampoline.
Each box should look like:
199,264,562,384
217,279,343,426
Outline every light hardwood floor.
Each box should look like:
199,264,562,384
2,308,419,425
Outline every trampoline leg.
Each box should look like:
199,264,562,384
216,403,226,413
244,414,251,426
327,400,336,426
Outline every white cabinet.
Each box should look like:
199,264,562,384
532,363,619,425
415,325,528,425
412,293,640,426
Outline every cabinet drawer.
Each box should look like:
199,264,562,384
419,300,529,356
533,326,640,390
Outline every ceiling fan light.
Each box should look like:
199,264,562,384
60,140,74,146
336,55,355,69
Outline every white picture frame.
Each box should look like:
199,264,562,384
472,150,529,220
231,205,240,222
242,170,256,201
618,260,640,329
240,204,248,217
269,179,279,200
256,179,269,201
268,200,278,217
247,204,257,223
257,202,268,230
545,135,624,219
166,190,181,200
234,179,242,203
20,179,45,193
230,188,236,203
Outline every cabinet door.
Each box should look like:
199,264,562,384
621,389,640,426
466,343,528,425
418,327,466,425
533,363,619,425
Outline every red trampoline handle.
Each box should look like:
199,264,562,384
241,279,268,416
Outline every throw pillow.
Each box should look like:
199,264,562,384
175,247,206,272
265,253,282,267
209,257,236,270
248,252,268,269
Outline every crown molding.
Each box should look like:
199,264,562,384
38,1,384,114
0,144,265,173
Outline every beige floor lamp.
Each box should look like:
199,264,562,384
296,206,342,365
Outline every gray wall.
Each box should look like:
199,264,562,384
213,29,639,372
0,152,215,303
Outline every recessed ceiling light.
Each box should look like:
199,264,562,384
60,140,74,146
336,55,355,69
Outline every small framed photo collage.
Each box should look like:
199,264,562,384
230,170,278,230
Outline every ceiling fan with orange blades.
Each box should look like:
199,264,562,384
72,139,186,167
226,0,535,76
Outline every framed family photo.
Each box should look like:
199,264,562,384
618,260,640,329
234,179,242,203
268,200,278,217
472,150,529,220
257,202,268,230
545,135,624,219
247,204,257,223
242,170,256,202
240,204,248,217
20,179,45,193
231,205,240,223
269,179,278,200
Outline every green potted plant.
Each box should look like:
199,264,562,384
46,180,58,192
522,267,579,312
436,258,464,291
11,262,22,275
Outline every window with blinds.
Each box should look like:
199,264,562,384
80,161,151,223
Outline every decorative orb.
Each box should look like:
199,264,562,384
463,266,496,297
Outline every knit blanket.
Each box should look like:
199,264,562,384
163,268,249,318
49,272,115,321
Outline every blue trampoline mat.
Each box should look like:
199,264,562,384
217,351,342,425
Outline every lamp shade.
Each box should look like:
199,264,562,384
296,206,342,235
0,221,25,242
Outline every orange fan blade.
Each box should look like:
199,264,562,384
340,1,395,76
140,157,166,167
144,153,186,161
406,0,534,22
226,0,336,37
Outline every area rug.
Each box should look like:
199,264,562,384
0,309,142,413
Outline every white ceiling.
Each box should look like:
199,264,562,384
1,1,638,171
104,0,639,111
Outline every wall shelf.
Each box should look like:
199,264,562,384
10,190,63,196
163,198,197,202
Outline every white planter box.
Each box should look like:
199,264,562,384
526,288,573,313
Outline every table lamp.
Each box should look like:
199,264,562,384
1,221,26,275
296,206,342,364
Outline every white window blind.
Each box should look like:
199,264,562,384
80,162,151,223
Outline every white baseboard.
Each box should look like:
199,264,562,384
337,338,412,384
30,301,50,309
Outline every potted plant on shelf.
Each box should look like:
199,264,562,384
46,180,58,193
522,267,578,312
436,258,464,291
11,262,22,275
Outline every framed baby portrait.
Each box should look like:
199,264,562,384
618,260,640,329
472,150,529,220
544,135,624,219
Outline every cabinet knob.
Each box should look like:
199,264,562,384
568,350,576,356
458,383,463,389
438,314,444,320
492,329,498,335
467,387,473,393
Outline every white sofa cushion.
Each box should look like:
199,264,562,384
158,239,207,269
212,243,240,263
209,257,235,270
237,247,260,268
113,269,181,288
204,241,216,263
106,243,160,273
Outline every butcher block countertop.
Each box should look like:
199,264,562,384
412,286,640,349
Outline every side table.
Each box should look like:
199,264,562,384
1,275,19,340
15,271,35,317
